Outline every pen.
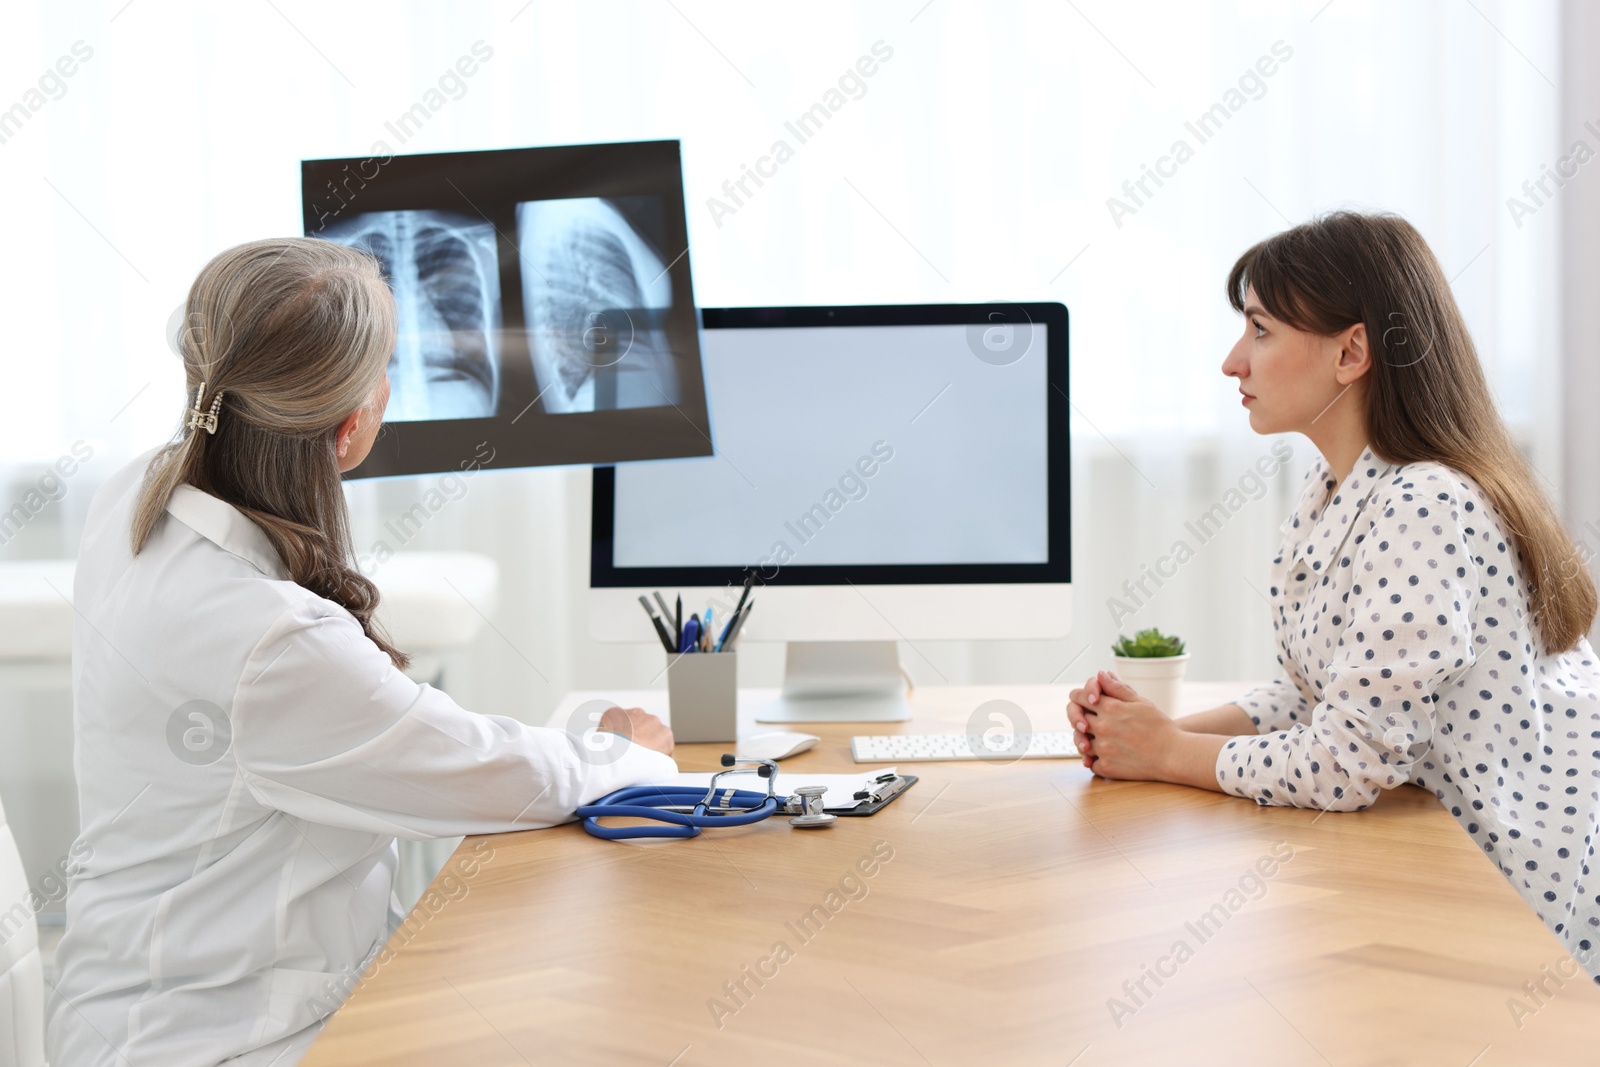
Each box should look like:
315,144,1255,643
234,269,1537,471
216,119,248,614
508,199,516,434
680,614,701,654
854,774,901,803
703,607,714,652
674,595,682,649
638,595,676,654
713,604,742,652
723,600,752,649
732,572,755,619
652,591,674,629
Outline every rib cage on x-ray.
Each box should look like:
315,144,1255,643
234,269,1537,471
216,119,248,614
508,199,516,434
322,210,502,422
518,198,680,414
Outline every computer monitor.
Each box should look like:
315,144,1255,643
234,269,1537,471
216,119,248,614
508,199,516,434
590,303,1070,722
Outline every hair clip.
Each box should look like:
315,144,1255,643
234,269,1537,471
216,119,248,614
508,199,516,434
187,380,224,435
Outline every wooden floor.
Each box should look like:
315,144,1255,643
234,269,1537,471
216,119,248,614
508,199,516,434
302,684,1600,1066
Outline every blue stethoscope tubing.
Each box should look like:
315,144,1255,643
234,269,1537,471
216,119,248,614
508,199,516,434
577,786,779,840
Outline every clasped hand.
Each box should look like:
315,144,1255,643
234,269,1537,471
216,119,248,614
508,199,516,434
1067,670,1181,780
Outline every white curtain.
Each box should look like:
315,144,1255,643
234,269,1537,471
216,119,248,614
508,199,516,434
0,0,1566,727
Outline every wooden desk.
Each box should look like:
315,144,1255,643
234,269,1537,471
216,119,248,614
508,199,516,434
303,683,1600,1066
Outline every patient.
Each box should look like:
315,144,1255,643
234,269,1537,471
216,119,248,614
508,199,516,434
1067,211,1600,981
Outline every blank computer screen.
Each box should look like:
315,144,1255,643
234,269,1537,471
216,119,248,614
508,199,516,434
612,321,1049,569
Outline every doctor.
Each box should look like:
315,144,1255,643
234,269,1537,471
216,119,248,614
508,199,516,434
1067,211,1600,980
47,237,677,1066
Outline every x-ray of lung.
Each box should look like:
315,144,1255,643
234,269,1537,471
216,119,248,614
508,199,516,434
517,197,681,414
321,210,501,422
302,140,712,479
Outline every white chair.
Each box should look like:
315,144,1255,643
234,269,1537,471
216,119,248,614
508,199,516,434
372,550,500,688
0,561,71,1067
0,561,75,693
0,791,45,1067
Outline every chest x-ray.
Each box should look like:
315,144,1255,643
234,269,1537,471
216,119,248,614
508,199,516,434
321,209,501,421
517,197,680,414
302,139,712,479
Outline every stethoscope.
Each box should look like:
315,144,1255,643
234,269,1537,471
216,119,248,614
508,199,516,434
577,754,837,840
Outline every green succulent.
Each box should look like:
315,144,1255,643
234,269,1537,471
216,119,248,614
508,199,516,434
1110,628,1186,658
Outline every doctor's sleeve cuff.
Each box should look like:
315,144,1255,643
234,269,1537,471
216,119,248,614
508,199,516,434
1231,677,1311,733
536,724,679,810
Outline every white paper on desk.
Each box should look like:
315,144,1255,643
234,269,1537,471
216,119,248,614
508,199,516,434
659,768,899,812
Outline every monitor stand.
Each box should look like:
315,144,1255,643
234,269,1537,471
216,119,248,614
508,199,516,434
755,641,913,723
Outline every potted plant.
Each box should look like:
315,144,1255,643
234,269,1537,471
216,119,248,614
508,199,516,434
1109,628,1190,718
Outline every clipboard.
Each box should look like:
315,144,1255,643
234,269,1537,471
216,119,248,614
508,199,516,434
655,768,917,816
834,771,918,816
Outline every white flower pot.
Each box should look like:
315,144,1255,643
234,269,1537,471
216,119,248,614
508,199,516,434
1110,653,1190,718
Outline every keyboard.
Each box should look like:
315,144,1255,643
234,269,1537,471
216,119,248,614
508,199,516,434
851,731,1081,763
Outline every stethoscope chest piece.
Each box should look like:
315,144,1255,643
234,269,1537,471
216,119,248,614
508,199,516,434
788,784,836,829
789,813,837,828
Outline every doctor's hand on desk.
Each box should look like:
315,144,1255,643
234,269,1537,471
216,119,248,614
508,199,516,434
598,706,675,756
1068,671,1226,792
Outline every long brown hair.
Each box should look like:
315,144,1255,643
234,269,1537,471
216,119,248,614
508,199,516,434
133,237,410,669
1228,210,1595,653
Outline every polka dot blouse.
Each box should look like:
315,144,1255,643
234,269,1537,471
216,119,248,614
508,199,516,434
1218,445,1600,978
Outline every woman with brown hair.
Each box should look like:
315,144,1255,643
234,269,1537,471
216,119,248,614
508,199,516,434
1067,211,1600,979
47,237,675,1066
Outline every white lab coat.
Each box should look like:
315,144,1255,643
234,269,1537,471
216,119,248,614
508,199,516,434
46,450,676,1067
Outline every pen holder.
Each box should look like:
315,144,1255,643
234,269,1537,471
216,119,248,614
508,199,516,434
666,651,738,744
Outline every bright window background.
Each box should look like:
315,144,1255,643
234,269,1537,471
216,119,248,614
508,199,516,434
0,0,1566,717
